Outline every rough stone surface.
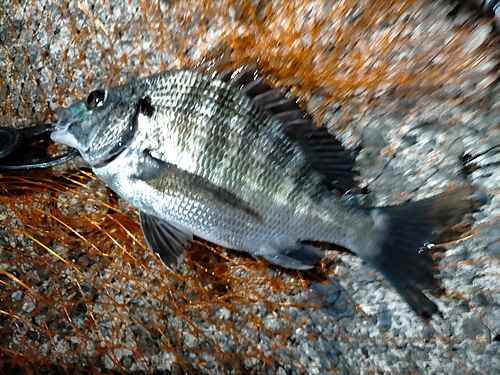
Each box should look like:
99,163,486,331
0,0,499,374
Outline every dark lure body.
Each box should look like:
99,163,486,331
51,66,477,320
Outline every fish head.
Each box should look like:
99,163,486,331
51,83,147,167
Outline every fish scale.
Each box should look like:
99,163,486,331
147,72,321,211
51,66,480,320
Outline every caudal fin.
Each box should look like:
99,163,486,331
365,187,483,321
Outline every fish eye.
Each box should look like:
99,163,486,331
85,90,107,109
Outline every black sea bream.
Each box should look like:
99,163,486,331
51,66,478,319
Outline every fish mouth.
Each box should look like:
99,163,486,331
50,107,79,148
93,152,123,169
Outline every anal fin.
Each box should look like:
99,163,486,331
260,243,324,270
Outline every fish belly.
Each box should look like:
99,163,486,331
96,147,370,270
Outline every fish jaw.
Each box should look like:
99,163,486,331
51,107,81,150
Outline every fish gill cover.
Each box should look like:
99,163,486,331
0,0,499,374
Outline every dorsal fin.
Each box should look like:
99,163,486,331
197,62,358,192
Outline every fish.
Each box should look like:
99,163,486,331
51,65,480,320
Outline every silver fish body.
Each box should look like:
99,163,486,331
52,67,477,319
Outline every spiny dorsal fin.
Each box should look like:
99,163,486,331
195,59,358,192
225,66,358,192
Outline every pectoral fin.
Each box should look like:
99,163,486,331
139,211,193,268
137,150,262,221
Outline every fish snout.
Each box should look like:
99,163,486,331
55,107,75,130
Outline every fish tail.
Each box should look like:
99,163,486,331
364,187,483,320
